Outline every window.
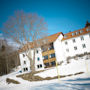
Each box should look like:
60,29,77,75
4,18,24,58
37,64,42,68
50,53,55,58
51,61,56,66
23,54,25,57
36,50,38,53
72,33,76,36
37,57,40,61
40,64,42,68
49,43,54,50
23,67,28,71
76,31,79,35
43,55,48,60
89,34,90,38
24,61,26,64
81,36,84,40
86,27,90,31
72,39,76,43
26,68,28,71
41,46,47,52
80,30,83,33
74,46,77,50
37,65,39,68
82,44,86,48
23,68,26,71
66,49,69,52
65,41,68,45
44,63,49,67
64,35,67,38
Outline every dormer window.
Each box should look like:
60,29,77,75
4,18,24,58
72,33,76,36
86,27,90,31
80,30,83,33
64,35,67,38
76,31,79,35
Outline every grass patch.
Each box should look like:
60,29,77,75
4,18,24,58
16,72,67,81
6,78,20,84
16,71,84,81
74,72,84,75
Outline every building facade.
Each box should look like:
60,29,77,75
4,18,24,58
19,25,90,72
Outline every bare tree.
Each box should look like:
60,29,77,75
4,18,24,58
0,39,20,75
1,11,48,74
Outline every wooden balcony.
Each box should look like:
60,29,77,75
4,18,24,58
42,49,55,56
43,57,56,63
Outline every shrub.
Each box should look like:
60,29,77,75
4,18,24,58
6,78,20,84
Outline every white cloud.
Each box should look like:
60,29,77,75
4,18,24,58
0,34,20,50
0,33,4,39
7,38,21,49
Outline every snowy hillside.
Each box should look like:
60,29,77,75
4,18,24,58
0,56,90,90
35,57,90,78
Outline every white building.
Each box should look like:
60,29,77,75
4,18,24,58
19,25,90,72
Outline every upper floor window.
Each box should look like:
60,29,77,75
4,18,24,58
24,61,26,64
36,50,38,54
65,41,68,45
41,46,47,52
23,54,25,57
49,43,54,50
74,46,77,50
82,44,86,48
89,34,90,38
37,57,40,61
81,36,84,41
50,53,55,58
66,49,69,52
72,39,76,43
43,55,48,60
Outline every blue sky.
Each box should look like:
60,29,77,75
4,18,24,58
0,0,90,35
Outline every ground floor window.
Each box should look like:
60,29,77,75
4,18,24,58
23,67,28,71
51,61,56,66
40,64,42,68
37,64,43,69
44,63,49,67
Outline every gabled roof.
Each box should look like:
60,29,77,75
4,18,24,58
47,32,62,43
62,27,90,41
19,32,62,52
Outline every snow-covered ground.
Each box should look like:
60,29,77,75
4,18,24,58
35,57,90,78
0,56,90,90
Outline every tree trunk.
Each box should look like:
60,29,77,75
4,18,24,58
32,49,35,72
